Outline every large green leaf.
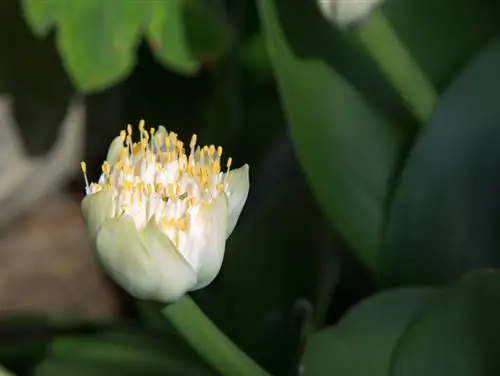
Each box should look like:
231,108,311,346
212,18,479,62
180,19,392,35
257,0,411,272
391,270,500,376
0,315,215,376
56,0,147,92
382,36,500,286
302,288,436,376
383,0,500,91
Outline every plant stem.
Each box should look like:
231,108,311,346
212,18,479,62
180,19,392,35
355,9,437,124
163,295,272,376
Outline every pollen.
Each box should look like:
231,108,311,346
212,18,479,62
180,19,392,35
81,120,233,247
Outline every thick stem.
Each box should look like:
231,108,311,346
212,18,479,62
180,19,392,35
163,295,272,376
356,9,437,124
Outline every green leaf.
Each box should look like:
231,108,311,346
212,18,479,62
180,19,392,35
147,0,197,74
256,0,412,272
302,288,436,376
383,0,500,90
0,315,215,376
147,0,231,74
56,0,147,93
382,36,500,286
183,0,233,63
21,0,58,36
391,270,500,376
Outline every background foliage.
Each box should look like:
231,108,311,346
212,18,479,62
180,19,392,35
0,0,499,375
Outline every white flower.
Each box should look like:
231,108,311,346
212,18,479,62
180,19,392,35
317,0,384,27
80,121,249,303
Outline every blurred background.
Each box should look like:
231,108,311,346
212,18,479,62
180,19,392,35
0,1,348,373
2,0,500,374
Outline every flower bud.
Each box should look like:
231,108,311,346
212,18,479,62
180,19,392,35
317,0,385,28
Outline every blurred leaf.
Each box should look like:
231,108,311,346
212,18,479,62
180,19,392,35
383,0,500,91
391,270,500,376
240,32,273,77
21,0,58,36
191,177,340,376
183,0,233,63
147,0,197,74
56,0,147,92
302,288,436,376
0,315,215,376
147,0,231,74
382,36,500,286
257,0,411,272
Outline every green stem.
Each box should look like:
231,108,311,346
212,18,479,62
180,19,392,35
355,9,437,124
163,295,272,376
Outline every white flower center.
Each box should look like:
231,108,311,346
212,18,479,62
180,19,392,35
80,120,233,253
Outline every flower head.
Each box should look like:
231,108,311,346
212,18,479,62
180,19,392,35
80,121,249,302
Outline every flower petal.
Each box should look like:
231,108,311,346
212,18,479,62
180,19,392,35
141,220,198,302
187,193,228,290
81,190,114,239
96,216,198,303
96,215,158,300
106,135,125,166
224,164,250,237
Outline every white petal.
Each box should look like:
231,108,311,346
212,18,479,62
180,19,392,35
187,193,228,290
96,216,197,302
224,164,250,237
141,220,198,301
106,135,125,166
81,190,114,239
96,216,158,300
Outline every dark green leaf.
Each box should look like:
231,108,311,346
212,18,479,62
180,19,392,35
303,288,436,376
56,0,147,92
382,36,500,286
183,0,233,63
383,0,500,90
257,0,411,272
391,270,500,376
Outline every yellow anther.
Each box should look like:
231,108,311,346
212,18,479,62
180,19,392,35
119,130,126,141
150,127,155,136
80,161,87,173
127,124,133,136
208,145,215,156
212,160,220,173
101,162,110,175
139,119,145,132
217,146,223,157
120,148,128,160
165,136,171,147
190,134,197,149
